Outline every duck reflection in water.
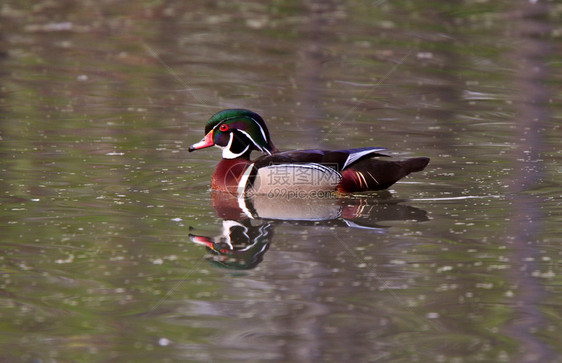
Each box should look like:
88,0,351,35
189,191,428,270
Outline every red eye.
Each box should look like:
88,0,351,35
219,124,229,132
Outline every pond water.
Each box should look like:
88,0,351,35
1,0,561,361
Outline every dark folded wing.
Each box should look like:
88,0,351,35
254,147,387,171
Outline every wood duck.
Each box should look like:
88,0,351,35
189,109,429,194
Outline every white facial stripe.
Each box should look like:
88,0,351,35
221,115,269,145
211,114,272,155
211,121,223,132
236,129,265,153
248,116,269,146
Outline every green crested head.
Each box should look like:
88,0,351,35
190,109,277,159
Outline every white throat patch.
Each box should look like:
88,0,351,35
221,133,250,159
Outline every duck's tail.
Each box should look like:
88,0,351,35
398,157,430,173
337,157,430,192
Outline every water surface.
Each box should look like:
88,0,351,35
1,0,561,361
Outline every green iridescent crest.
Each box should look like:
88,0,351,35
206,109,275,155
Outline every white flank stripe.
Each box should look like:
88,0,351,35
237,163,255,195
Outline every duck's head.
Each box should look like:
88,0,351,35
189,109,278,159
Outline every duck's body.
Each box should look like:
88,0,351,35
189,109,429,195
